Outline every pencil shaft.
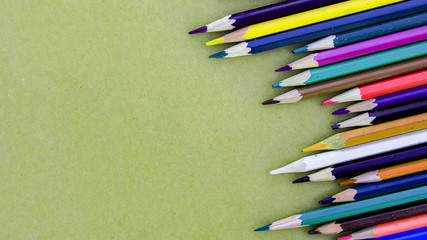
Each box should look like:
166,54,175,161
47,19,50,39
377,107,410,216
297,11,427,52
325,69,427,104
212,1,427,57
334,85,427,114
271,130,427,174
288,25,427,70
301,186,427,225
352,172,427,201
312,202,427,234
297,56,427,99
373,226,427,240
207,0,404,45
304,113,427,151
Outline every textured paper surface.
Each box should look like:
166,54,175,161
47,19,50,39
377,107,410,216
1,0,350,239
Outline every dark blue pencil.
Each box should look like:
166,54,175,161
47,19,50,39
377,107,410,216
332,99,427,129
373,227,427,240
209,0,427,58
319,171,427,204
293,12,427,53
293,144,427,183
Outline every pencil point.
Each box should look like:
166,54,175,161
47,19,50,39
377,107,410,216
333,108,350,115
254,224,271,232
209,51,227,58
308,230,321,235
303,142,331,152
292,176,309,183
322,98,338,105
262,99,279,105
188,26,207,34
272,82,282,88
205,37,224,46
275,65,292,72
293,46,308,53
319,197,336,205
339,179,356,186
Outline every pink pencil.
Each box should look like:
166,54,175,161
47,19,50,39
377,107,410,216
278,25,427,71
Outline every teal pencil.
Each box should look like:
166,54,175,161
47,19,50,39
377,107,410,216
272,40,427,88
255,185,427,231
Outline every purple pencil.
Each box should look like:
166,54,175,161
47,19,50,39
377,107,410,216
280,25,427,71
333,85,427,115
188,0,346,34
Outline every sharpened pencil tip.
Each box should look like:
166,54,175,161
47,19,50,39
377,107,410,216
206,37,224,46
272,82,282,88
188,26,207,34
209,51,227,58
331,124,340,130
322,98,338,105
340,179,356,186
319,197,336,205
303,142,331,152
254,224,271,232
262,99,279,105
293,46,308,53
275,65,292,72
292,176,310,183
308,230,321,235
333,108,350,115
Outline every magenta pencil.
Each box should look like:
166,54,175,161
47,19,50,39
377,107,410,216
281,25,427,71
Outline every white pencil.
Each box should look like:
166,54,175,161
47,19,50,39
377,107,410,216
270,129,427,174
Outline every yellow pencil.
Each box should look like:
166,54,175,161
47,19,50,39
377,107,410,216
206,0,404,46
303,113,427,152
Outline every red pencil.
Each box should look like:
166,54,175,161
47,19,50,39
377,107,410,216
322,69,427,105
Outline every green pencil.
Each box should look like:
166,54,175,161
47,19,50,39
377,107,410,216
255,185,427,231
272,40,427,88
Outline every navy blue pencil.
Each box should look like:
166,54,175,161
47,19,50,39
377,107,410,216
293,11,427,53
293,144,427,183
332,99,427,129
208,0,427,58
319,171,427,204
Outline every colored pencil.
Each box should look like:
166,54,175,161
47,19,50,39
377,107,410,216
333,85,427,115
270,129,427,174
205,0,404,46
188,0,346,34
373,227,427,240
209,1,427,58
338,213,427,240
262,57,427,105
293,144,427,183
319,172,427,204
283,25,427,71
273,41,427,87
254,185,427,231
332,100,427,129
322,70,427,105
340,158,427,185
309,202,427,234
293,12,427,53
303,113,427,152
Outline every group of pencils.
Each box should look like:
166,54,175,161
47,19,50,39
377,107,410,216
190,0,427,239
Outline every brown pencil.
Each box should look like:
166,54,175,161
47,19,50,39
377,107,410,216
262,56,427,105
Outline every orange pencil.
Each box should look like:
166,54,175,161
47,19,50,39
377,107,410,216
338,212,427,240
303,113,427,152
340,158,427,185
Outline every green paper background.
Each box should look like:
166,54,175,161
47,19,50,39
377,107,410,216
1,1,352,239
